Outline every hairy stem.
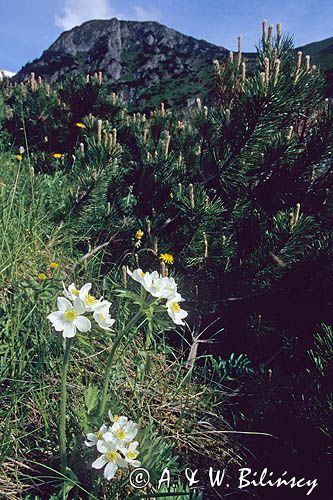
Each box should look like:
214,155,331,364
60,337,73,475
98,310,145,417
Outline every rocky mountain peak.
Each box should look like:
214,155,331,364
15,18,229,110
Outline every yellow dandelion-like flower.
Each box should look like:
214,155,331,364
135,229,144,240
53,153,62,159
160,253,174,265
37,273,47,281
16,155,22,161
50,262,59,269
75,122,86,129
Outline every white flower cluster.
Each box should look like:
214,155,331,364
47,283,115,338
85,412,140,481
127,268,188,326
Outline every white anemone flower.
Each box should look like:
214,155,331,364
109,419,138,445
92,435,128,480
127,268,179,300
121,441,141,467
149,276,178,299
158,276,178,299
166,293,188,326
108,412,128,426
47,297,91,338
93,302,115,331
127,268,159,293
62,282,81,301
78,283,108,312
85,424,109,448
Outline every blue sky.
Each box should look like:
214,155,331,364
0,0,332,72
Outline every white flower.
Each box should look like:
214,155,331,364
93,302,115,331
121,441,141,467
166,293,188,326
149,276,178,299
108,412,128,426
47,297,91,338
127,268,159,293
79,283,108,312
109,419,138,445
85,424,109,448
160,276,178,299
127,268,178,299
62,282,80,301
127,268,189,324
92,435,128,480
63,282,107,312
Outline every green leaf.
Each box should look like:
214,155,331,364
83,385,100,414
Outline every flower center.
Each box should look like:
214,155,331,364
113,415,119,422
171,302,181,313
128,450,138,460
106,450,119,462
99,313,106,321
85,294,97,306
96,431,104,440
140,271,145,278
115,429,126,440
64,309,77,322
72,288,79,296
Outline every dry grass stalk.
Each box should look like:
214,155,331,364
122,265,127,288
153,236,158,253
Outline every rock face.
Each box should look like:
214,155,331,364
15,18,230,110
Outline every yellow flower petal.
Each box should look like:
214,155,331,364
135,229,144,240
160,253,174,265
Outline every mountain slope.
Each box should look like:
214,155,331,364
15,18,229,110
297,37,333,96
298,37,333,70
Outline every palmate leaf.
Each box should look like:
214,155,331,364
138,424,179,483
116,289,146,307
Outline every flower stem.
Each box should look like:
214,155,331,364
98,310,144,417
60,337,73,475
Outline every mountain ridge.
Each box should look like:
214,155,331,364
14,18,231,110
14,19,333,109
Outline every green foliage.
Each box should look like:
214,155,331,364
308,324,333,453
309,324,333,377
139,425,179,483
208,353,254,381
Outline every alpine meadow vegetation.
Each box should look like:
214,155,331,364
0,21,332,499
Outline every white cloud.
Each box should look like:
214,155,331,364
54,0,163,32
132,5,162,22
55,0,121,31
